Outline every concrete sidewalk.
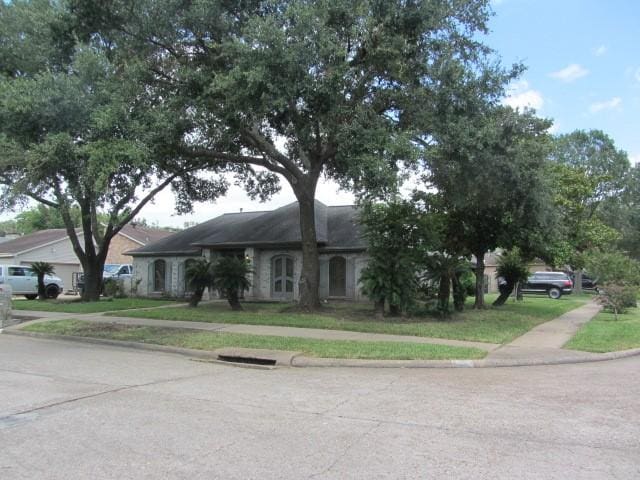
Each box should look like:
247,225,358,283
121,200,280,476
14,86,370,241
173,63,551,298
9,299,637,369
486,301,603,362
13,311,500,352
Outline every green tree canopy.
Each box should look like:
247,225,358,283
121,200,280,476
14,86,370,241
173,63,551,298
421,106,554,308
66,0,516,309
0,2,276,301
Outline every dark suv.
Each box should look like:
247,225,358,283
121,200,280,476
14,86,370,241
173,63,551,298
521,272,573,299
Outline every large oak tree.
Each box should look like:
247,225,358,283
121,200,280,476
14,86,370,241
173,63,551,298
68,0,514,308
0,2,276,300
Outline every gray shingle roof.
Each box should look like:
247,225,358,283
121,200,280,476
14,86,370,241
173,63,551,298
0,229,72,255
119,224,173,245
129,201,365,256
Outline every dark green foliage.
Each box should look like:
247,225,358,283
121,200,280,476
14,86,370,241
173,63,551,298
185,259,215,308
30,261,55,300
422,254,471,315
493,248,530,306
0,2,266,302
61,0,512,309
359,200,437,317
422,106,554,309
546,130,630,276
212,257,252,311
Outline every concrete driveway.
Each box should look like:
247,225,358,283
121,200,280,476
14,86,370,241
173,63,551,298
1,335,638,479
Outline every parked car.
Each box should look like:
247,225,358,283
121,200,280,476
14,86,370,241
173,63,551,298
521,271,573,299
75,264,133,294
0,264,64,299
569,272,599,292
103,264,133,279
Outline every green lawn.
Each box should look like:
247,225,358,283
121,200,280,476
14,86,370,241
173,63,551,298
22,319,486,360
12,297,177,313
565,306,640,353
108,295,590,344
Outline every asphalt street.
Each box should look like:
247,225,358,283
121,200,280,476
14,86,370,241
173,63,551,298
1,335,638,479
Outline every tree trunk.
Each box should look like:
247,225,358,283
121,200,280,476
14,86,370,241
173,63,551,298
37,273,46,300
473,251,486,309
189,287,204,308
80,252,107,302
227,289,243,311
388,303,401,316
452,274,465,312
574,270,583,295
438,274,450,313
516,282,523,301
492,281,515,306
374,299,385,319
295,189,321,310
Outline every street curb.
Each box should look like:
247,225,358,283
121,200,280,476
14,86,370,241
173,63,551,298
4,328,640,369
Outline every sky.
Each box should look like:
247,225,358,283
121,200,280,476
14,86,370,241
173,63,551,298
3,0,639,228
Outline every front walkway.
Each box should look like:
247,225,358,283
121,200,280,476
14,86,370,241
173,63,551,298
485,301,603,362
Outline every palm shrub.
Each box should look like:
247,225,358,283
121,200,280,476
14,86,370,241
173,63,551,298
30,261,55,300
212,257,252,311
185,259,215,308
422,254,471,315
492,248,530,306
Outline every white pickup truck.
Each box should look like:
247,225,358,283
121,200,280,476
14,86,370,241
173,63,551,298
0,265,64,299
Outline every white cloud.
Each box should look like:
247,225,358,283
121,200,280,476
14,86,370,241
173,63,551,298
631,153,640,166
593,45,607,57
502,80,544,110
549,64,589,83
635,68,640,84
589,97,622,113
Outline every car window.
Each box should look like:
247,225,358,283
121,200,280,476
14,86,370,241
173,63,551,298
8,267,24,276
24,268,37,277
118,266,129,275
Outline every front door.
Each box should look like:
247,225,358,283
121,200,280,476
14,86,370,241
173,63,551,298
272,256,294,299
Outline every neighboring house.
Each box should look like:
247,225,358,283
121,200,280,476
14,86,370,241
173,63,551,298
0,225,173,293
478,251,549,293
128,201,369,301
0,229,85,291
105,224,173,264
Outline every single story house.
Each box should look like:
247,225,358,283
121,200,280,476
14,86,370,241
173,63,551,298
0,225,173,292
105,224,174,264
477,251,550,293
127,201,369,302
0,229,86,290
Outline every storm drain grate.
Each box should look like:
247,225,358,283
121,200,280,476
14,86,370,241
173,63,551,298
217,355,277,366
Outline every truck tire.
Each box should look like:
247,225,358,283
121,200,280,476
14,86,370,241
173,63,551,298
45,284,60,299
548,287,562,299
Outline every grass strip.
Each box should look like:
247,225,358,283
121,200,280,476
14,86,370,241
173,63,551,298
565,306,640,353
110,295,591,344
23,319,487,360
12,298,177,313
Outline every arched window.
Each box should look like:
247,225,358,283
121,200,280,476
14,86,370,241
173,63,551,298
329,256,347,297
184,258,197,293
153,259,166,292
272,255,294,298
